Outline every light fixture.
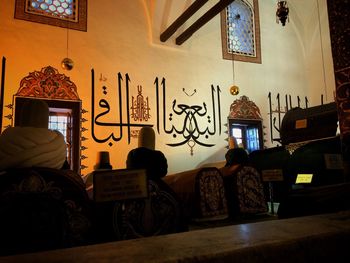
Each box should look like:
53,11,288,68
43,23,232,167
61,57,74,70
316,0,328,102
276,1,289,26
229,59,239,96
229,50,239,96
61,24,74,70
230,85,239,95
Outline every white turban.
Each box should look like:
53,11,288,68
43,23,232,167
0,127,67,170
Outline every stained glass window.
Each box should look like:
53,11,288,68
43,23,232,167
221,0,261,63
231,125,261,153
27,0,76,21
15,0,87,31
49,110,72,167
246,127,260,152
232,127,243,146
49,115,69,141
226,1,254,56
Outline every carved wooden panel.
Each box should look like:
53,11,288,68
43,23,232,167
16,66,79,100
228,95,262,120
327,0,350,177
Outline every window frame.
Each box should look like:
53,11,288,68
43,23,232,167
49,108,73,165
14,97,82,173
229,119,263,153
14,0,87,32
220,0,261,64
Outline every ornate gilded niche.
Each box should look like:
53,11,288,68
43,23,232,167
228,95,264,152
10,66,86,173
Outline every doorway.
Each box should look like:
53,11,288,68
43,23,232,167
14,97,81,173
227,95,264,153
229,120,263,153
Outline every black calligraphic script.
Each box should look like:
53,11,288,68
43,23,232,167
155,77,222,155
91,69,152,146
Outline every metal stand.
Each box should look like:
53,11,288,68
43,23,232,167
269,182,275,215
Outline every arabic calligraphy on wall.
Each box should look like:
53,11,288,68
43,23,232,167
268,92,310,145
91,69,222,155
155,77,222,155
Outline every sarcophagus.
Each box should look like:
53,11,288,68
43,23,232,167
280,102,338,145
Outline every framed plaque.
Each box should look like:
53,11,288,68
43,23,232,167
93,169,148,202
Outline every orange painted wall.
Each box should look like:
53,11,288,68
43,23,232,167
0,0,335,175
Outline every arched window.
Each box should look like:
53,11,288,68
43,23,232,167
221,0,261,63
15,0,87,31
13,66,84,173
228,95,264,153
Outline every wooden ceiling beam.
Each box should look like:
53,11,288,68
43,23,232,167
160,0,209,42
175,0,235,45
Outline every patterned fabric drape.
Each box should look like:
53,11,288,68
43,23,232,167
327,0,350,177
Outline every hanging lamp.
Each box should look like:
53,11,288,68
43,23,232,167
61,23,74,70
229,54,239,96
276,1,289,26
